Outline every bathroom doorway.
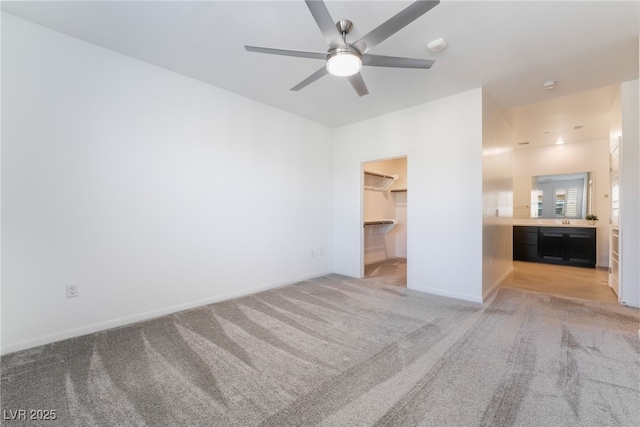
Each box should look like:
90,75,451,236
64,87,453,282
362,156,407,286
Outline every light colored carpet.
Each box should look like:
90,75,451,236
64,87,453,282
2,274,639,426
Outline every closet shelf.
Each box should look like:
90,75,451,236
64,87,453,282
363,170,398,191
363,219,397,234
364,171,396,180
391,189,407,207
364,220,396,226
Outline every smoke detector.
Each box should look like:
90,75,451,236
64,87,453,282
542,80,557,90
427,38,448,53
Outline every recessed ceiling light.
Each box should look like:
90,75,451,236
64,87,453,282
518,142,530,145
542,80,557,90
556,139,565,145
427,38,448,53
544,131,551,134
574,125,583,130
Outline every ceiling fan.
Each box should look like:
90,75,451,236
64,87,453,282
245,0,440,97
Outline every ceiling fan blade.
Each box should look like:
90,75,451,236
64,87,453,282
290,66,329,91
347,73,369,97
245,46,327,60
305,0,341,47
363,54,435,69
356,1,440,53
353,41,367,53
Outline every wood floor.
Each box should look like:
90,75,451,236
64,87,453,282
365,259,617,303
501,261,618,303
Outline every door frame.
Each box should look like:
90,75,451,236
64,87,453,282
360,155,410,282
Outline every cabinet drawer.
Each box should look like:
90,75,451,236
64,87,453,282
515,245,538,260
514,226,538,233
514,231,538,246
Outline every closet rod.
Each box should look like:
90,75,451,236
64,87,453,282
364,220,396,226
363,170,396,180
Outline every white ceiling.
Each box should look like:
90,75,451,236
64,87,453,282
2,0,639,141
503,84,620,150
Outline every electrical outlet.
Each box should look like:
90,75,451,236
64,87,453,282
311,250,315,258
320,249,324,257
66,285,78,298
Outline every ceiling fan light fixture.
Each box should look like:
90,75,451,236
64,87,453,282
326,48,362,77
245,0,440,95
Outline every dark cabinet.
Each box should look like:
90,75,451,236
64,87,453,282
514,226,596,268
539,229,565,261
513,226,538,262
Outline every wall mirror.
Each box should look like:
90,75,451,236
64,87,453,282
529,172,595,219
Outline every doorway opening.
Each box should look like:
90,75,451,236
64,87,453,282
362,156,407,287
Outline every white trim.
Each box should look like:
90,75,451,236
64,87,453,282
408,284,483,303
1,271,332,355
483,266,514,301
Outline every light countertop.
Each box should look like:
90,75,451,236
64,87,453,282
513,219,598,228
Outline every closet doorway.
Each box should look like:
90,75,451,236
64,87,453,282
362,157,407,286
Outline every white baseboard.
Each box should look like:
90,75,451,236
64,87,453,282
408,284,483,303
483,266,514,301
1,271,332,355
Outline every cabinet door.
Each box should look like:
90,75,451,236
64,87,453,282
539,230,565,261
567,231,596,267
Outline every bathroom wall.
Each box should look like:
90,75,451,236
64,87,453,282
482,90,514,298
512,139,610,266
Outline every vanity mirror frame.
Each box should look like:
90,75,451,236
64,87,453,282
515,172,595,220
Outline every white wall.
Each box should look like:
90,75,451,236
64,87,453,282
334,89,484,302
482,90,514,298
0,12,3,356
512,139,611,267
363,158,407,265
619,79,640,308
1,14,334,354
